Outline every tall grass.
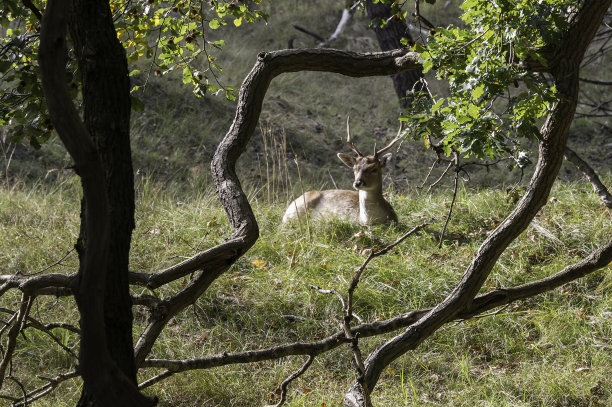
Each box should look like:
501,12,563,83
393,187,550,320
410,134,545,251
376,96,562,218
0,175,610,406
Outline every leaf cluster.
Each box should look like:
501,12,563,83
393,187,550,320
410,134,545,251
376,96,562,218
0,0,268,148
402,0,579,164
0,1,59,149
114,0,268,101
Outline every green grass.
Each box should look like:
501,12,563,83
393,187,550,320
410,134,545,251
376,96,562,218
0,176,610,406
1,2,610,405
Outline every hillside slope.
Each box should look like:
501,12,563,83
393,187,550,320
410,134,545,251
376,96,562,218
2,1,610,197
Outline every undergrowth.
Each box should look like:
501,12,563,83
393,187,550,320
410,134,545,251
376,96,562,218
0,175,610,407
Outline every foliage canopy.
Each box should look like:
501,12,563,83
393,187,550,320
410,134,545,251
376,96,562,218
402,0,581,165
0,0,267,148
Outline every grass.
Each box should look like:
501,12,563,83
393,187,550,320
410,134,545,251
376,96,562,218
0,174,610,406
0,1,610,405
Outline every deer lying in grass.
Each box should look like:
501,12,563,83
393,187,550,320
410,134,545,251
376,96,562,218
283,118,401,225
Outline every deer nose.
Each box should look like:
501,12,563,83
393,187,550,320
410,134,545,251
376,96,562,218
353,179,364,189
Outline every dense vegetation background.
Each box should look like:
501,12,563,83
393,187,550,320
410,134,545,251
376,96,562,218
6,0,609,193
0,1,611,406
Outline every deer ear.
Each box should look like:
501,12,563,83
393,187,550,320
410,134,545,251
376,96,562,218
337,153,356,168
380,153,392,168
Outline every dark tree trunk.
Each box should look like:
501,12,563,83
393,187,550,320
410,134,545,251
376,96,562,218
365,0,425,107
68,0,137,403
40,0,154,404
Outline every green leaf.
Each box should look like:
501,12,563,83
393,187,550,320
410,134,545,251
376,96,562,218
472,84,485,101
182,66,193,84
422,59,433,73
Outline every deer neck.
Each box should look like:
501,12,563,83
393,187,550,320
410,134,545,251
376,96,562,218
358,186,386,224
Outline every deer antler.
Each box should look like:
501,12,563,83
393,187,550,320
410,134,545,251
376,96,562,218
345,116,364,157
374,120,404,157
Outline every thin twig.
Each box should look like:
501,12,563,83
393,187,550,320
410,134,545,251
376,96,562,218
265,355,314,407
22,318,78,360
428,160,454,192
418,157,440,189
138,369,174,390
7,376,28,407
9,371,79,407
438,169,460,248
310,285,346,309
343,222,429,404
21,0,42,20
18,248,75,277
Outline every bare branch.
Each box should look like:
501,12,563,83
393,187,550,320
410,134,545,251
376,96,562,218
293,6,354,48
9,371,80,407
564,146,612,208
0,294,31,389
318,8,353,48
292,25,325,42
18,248,75,277
22,317,78,360
21,0,42,20
0,273,73,296
138,370,174,390
438,168,460,248
310,285,346,311
139,237,612,387
6,376,27,406
427,159,454,192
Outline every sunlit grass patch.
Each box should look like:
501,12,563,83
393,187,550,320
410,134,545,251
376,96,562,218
0,177,610,406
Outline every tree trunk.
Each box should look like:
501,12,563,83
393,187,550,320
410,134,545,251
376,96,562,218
68,0,137,403
365,0,425,107
39,0,154,405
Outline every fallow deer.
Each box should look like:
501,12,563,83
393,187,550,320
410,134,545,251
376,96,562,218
282,117,402,225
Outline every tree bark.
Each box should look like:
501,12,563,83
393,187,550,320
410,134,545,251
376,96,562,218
67,0,138,404
564,146,612,208
38,0,155,405
365,0,425,107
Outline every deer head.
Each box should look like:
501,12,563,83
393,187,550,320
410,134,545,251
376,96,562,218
337,116,402,192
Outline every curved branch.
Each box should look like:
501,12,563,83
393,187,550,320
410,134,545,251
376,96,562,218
0,294,31,389
265,356,315,407
344,1,612,403
132,48,422,366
